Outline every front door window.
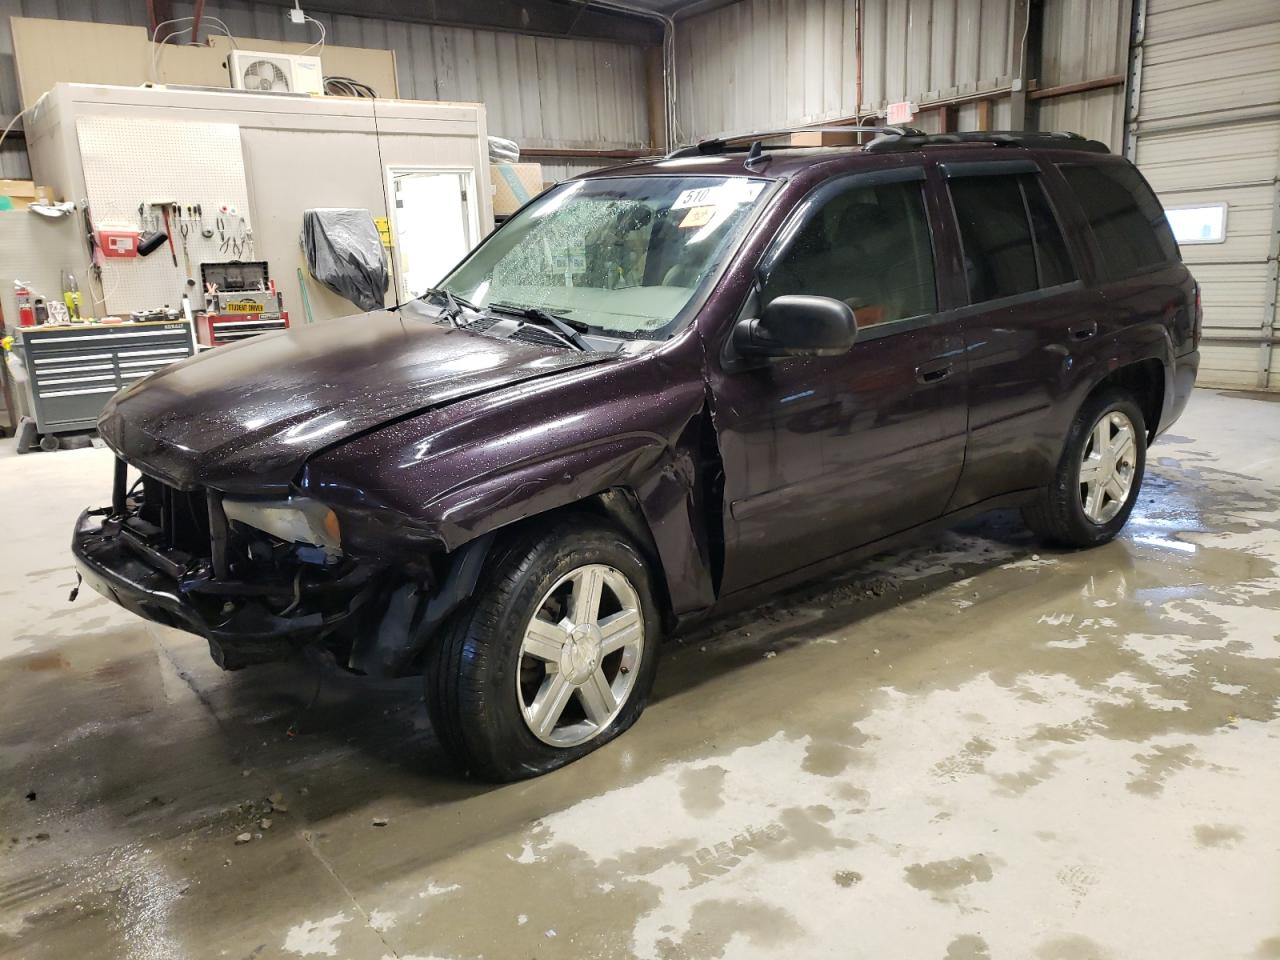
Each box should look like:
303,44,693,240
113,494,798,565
761,178,938,331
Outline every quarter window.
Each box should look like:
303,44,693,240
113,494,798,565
1057,163,1179,281
948,174,1077,304
762,179,937,329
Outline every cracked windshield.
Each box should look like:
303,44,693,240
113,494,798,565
443,175,768,339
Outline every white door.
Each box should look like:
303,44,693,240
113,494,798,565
388,168,476,301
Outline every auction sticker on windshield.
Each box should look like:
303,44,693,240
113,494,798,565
672,181,765,210
679,206,717,228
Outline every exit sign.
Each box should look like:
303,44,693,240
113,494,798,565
886,101,916,124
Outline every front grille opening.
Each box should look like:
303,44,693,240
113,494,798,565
138,474,211,559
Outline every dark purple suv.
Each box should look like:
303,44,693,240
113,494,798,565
74,128,1199,780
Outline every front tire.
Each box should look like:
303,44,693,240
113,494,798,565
425,517,662,781
1023,388,1147,548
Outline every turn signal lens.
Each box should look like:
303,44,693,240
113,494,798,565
323,509,341,544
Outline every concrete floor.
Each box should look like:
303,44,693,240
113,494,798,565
1,389,1278,960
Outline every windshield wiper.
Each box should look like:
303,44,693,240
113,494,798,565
487,302,591,351
421,287,476,328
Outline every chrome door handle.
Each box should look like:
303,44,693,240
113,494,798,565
1069,321,1098,341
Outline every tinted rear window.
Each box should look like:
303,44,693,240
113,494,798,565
948,174,1077,304
1057,163,1179,281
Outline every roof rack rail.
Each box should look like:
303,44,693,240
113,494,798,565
664,128,1109,160
665,125,926,159
865,129,1109,154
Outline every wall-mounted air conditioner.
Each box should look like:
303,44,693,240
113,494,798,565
227,51,324,95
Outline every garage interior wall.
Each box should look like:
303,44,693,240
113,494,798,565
673,0,1129,148
0,0,653,179
1128,0,1280,391
1036,0,1130,148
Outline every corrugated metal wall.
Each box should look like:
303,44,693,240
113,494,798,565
0,0,652,178
672,0,857,141
186,2,652,151
674,0,1019,142
2,0,1140,181
538,157,626,184
1037,0,1130,147
1129,0,1280,390
673,0,1129,147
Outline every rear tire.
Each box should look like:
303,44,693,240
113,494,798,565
1023,388,1146,548
425,516,662,782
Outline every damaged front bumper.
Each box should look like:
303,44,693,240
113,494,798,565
72,505,378,670
72,456,483,677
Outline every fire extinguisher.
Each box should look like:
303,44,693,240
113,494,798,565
13,280,34,327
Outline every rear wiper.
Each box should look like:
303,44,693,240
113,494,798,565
487,302,590,351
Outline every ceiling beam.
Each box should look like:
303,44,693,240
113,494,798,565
245,0,664,46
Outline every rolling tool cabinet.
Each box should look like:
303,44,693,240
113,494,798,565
18,321,195,437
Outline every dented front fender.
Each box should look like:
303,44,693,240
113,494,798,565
300,336,720,617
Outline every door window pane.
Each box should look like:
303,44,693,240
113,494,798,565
1022,179,1076,288
1057,163,1179,281
949,176,1039,303
762,179,937,328
949,173,1079,303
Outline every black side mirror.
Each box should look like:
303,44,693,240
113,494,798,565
732,294,858,359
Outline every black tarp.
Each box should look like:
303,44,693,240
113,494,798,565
301,208,389,312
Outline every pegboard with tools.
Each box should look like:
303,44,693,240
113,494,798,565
75,115,256,315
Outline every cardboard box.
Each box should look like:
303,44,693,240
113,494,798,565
787,129,861,147
0,180,37,199
0,182,56,210
491,163,544,216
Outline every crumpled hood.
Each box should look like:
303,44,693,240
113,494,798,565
98,310,611,493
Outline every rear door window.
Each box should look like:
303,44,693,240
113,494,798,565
1023,180,1076,288
947,173,1078,304
1057,162,1179,281
761,177,937,330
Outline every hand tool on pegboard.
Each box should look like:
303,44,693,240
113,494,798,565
147,201,179,267
179,206,194,279
136,202,168,257
81,201,104,307
162,203,178,267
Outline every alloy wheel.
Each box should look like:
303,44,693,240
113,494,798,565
1078,410,1138,524
516,563,645,747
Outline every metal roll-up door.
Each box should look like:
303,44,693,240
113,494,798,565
1127,0,1280,390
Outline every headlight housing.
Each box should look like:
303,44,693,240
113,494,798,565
221,496,342,560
